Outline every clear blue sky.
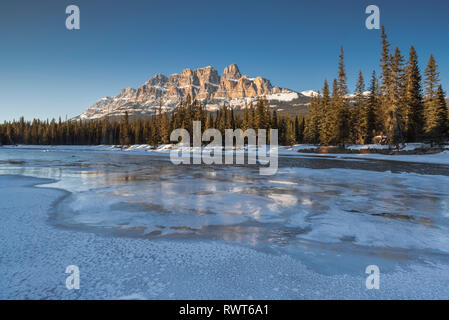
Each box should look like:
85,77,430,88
1,0,448,121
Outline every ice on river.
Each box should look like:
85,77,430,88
1,146,449,299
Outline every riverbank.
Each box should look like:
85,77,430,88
3,143,449,166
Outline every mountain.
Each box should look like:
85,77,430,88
77,64,311,120
300,90,319,97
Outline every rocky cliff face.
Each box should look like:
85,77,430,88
78,64,307,120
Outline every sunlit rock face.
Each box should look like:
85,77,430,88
77,64,305,120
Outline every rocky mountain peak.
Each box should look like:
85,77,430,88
77,64,305,120
145,74,168,87
222,64,241,80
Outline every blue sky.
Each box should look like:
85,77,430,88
0,0,448,121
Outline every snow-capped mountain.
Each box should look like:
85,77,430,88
300,90,320,97
77,64,310,120
345,91,371,98
300,90,372,99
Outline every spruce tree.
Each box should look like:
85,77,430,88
248,103,255,129
365,71,379,143
205,112,212,131
119,111,130,146
242,105,249,131
336,47,350,145
404,45,424,141
385,47,405,145
284,116,296,145
271,109,278,129
436,85,448,136
304,92,322,144
354,71,366,143
423,54,446,142
319,79,333,145
379,26,391,134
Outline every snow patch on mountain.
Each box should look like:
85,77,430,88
266,92,299,102
76,65,306,120
300,90,319,97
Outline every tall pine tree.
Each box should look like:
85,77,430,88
404,45,424,141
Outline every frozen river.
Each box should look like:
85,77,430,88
1,145,449,299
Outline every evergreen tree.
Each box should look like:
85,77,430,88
119,112,130,145
335,47,350,145
436,85,448,135
304,92,322,144
298,117,305,143
404,45,424,141
423,54,446,142
385,47,405,145
255,98,267,129
205,112,212,131
379,25,391,133
248,103,255,129
365,71,379,143
242,104,249,131
354,71,366,143
271,109,278,129
161,112,169,144
319,79,333,145
284,116,296,145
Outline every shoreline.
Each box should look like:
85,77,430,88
2,144,449,166
2,142,448,154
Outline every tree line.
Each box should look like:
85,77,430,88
0,96,302,146
305,26,448,146
0,26,447,147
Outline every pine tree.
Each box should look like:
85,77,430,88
298,117,305,143
294,116,301,143
436,85,448,136
338,46,348,97
161,112,169,143
404,45,424,141
205,113,212,131
325,78,340,145
423,54,446,142
384,47,405,145
248,103,255,129
119,112,130,145
335,47,350,145
264,99,272,130
365,71,379,143
242,104,249,131
271,109,278,129
379,25,391,134
255,98,267,129
319,79,333,145
304,92,322,144
354,71,366,143
284,116,296,145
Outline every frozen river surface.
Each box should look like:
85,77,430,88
1,146,449,299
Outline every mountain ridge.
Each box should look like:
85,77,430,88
77,64,310,120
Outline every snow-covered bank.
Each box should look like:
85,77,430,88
3,143,449,165
4,144,449,165
338,150,449,165
1,175,449,299
291,150,449,165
